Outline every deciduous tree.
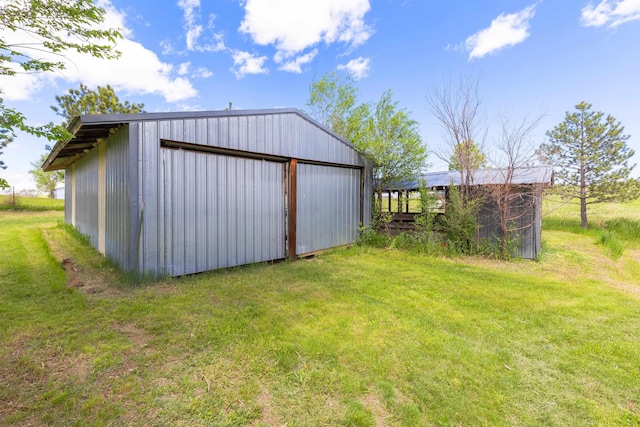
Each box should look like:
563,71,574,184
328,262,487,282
428,75,487,199
52,84,145,125
484,114,543,258
28,152,64,197
448,140,487,171
0,0,122,178
306,71,367,142
539,101,640,228
307,74,427,214
362,90,427,202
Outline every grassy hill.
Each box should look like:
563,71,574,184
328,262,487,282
0,198,638,426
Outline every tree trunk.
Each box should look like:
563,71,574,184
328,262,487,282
580,123,588,229
580,196,588,229
580,164,588,229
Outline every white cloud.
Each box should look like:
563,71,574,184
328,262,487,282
239,0,372,60
581,0,640,27
177,0,202,50
0,0,198,103
178,62,191,75
176,1,226,52
170,62,212,79
230,51,269,79
465,4,537,60
194,67,213,78
337,56,371,80
277,49,318,73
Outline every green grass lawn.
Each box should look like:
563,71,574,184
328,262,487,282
1,202,639,426
0,194,64,211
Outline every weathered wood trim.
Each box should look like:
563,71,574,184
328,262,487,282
287,159,297,260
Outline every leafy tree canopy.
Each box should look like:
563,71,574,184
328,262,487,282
52,83,145,125
306,71,361,140
307,73,427,197
0,0,122,179
0,0,121,76
448,140,487,171
28,152,64,197
361,90,427,191
539,101,640,228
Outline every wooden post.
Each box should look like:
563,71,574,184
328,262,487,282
287,159,297,260
405,190,409,213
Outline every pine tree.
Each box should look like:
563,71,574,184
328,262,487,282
539,101,640,228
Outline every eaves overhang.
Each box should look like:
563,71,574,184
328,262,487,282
42,115,127,172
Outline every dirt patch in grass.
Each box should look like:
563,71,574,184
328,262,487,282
113,323,153,349
42,229,123,297
361,392,391,427
252,386,282,426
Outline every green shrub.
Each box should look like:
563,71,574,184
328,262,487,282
357,225,392,248
440,184,480,254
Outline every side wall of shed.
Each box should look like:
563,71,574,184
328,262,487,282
477,190,541,259
64,126,132,268
70,147,99,247
104,126,132,269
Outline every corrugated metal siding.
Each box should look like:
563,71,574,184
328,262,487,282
64,169,72,224
296,163,361,254
104,126,131,269
155,112,365,167
477,191,541,259
73,148,99,247
58,110,370,276
140,148,285,276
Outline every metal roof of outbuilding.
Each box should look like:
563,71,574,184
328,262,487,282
42,108,355,172
383,166,554,191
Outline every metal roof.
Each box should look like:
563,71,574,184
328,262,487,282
383,166,554,191
42,108,355,171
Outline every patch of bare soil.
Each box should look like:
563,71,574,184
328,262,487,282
42,229,123,297
112,322,153,349
251,387,283,427
361,392,391,427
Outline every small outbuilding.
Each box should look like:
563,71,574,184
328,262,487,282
44,109,372,276
382,166,553,259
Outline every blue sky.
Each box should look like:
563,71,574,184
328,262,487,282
2,0,640,190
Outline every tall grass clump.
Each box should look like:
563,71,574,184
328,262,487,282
597,231,624,259
603,217,640,243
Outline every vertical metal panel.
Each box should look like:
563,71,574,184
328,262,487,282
140,121,160,273
156,148,285,276
238,115,248,152
195,152,207,272
98,142,106,254
296,163,361,254
73,147,99,247
104,125,131,269
195,118,207,147
184,150,197,274
184,119,196,143
64,168,72,224
477,190,541,259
